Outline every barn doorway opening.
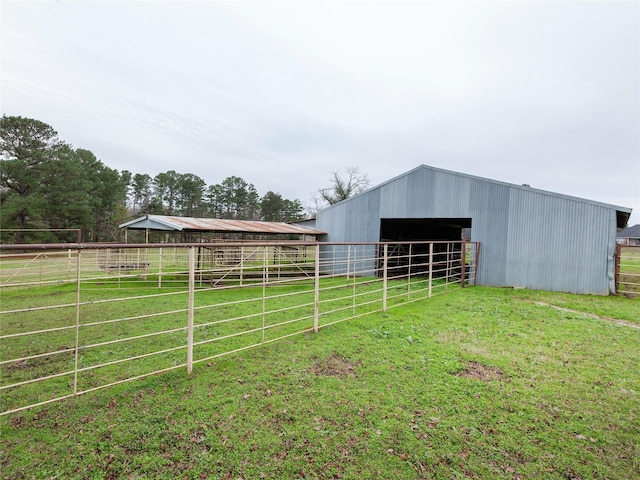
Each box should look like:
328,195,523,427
379,218,472,277
380,218,472,242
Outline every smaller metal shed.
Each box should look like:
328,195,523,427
119,215,325,242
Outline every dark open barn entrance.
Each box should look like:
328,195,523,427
379,218,472,278
380,218,472,242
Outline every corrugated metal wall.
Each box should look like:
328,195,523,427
317,165,628,295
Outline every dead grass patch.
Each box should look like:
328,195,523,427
455,361,503,381
310,353,358,378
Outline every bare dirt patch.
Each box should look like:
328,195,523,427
310,353,358,378
455,361,503,381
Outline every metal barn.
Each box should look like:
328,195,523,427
316,165,632,295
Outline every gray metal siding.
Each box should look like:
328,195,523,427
405,167,433,215
380,175,410,218
345,188,380,241
469,180,511,287
503,188,615,294
430,170,473,217
317,202,347,242
316,165,627,295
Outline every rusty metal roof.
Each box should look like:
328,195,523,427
119,215,325,235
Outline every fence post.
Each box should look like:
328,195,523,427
445,242,453,290
73,248,82,395
313,244,320,333
474,243,480,286
614,243,621,295
383,243,388,311
262,246,268,342
197,246,202,287
428,242,433,298
460,241,466,288
408,243,413,300
158,247,163,289
352,246,356,317
240,246,244,286
66,249,71,280
187,246,195,374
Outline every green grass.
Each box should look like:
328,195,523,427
0,275,438,413
1,286,639,479
507,288,640,324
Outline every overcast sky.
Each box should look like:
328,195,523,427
2,0,639,224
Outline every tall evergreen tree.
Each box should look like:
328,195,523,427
1,115,129,242
261,191,286,222
281,198,306,222
1,115,311,241
217,176,260,220
176,173,206,217
131,173,154,214
203,183,225,218
153,170,180,215
1,115,63,242
75,149,129,241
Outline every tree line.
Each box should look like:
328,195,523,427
0,115,307,243
130,171,305,223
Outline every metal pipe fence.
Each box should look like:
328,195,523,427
615,244,640,297
0,240,478,415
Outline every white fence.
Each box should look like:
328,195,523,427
0,241,478,415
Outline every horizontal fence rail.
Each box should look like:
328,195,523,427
0,240,478,415
615,244,640,298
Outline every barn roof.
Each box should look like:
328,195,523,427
119,215,325,236
322,164,632,228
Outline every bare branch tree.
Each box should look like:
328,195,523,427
314,166,370,210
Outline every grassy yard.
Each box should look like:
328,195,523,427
1,286,639,479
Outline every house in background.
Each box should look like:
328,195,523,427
316,165,631,295
616,224,640,245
